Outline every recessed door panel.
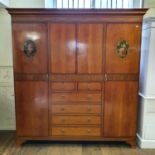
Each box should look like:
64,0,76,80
104,81,138,137
50,24,76,73
77,24,103,73
106,24,141,73
13,23,48,73
15,81,48,137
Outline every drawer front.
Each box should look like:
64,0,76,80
51,82,76,91
52,127,101,136
52,93,101,102
51,105,101,114
52,116,101,125
78,82,101,90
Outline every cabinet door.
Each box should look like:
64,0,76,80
104,82,138,137
13,23,47,73
106,24,141,73
15,81,48,137
77,24,103,73
50,24,76,73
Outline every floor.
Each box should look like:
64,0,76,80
0,131,155,155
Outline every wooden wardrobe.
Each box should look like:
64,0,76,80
7,9,147,147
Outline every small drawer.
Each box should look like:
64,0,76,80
51,105,101,114
52,93,101,102
52,127,101,136
51,82,76,91
52,116,101,125
78,82,101,90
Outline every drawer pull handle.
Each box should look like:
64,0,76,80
61,95,65,99
87,118,91,122
87,95,92,100
61,107,65,111
87,107,92,112
87,97,92,100
61,82,65,89
87,129,91,133
61,129,65,133
61,119,65,123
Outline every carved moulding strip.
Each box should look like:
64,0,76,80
50,74,138,82
15,74,48,81
50,74,103,82
15,74,138,81
107,74,139,81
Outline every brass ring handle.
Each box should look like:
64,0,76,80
116,40,129,58
87,129,91,133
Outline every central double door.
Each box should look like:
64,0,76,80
50,24,103,74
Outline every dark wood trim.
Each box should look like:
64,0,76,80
107,74,139,81
9,16,144,23
14,73,138,81
50,74,103,82
15,74,48,81
49,74,138,82
7,9,147,23
7,8,148,16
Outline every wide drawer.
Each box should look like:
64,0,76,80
51,93,101,102
78,82,101,90
52,116,101,125
52,127,101,136
51,105,101,114
51,82,76,91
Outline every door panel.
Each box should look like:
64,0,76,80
13,23,47,73
50,24,76,73
104,81,138,137
15,81,48,137
77,24,103,73
106,24,141,73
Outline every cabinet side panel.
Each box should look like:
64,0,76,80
15,81,48,137
13,23,48,73
104,81,138,137
106,23,141,73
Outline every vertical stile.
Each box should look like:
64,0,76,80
116,0,117,8
100,0,102,8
